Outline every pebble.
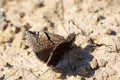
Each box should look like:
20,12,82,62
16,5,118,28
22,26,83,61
0,21,8,31
97,58,107,67
90,58,98,69
10,26,21,34
0,32,13,43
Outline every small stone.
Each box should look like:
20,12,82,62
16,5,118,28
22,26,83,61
0,74,5,80
5,62,13,69
0,21,8,31
106,29,116,35
90,58,98,69
18,76,22,79
21,23,31,31
19,12,25,18
27,51,30,55
0,32,14,43
34,0,44,8
23,45,29,49
97,15,105,23
0,68,4,71
10,26,21,34
0,8,6,24
97,59,106,67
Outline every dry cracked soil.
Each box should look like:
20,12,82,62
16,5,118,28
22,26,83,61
0,0,120,80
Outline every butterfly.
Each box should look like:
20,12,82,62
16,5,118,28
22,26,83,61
24,30,76,67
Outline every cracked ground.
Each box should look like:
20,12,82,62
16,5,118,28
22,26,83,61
0,0,120,80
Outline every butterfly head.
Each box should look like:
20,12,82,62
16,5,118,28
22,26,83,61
66,33,76,43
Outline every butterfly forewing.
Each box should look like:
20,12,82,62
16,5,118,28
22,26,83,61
47,33,76,66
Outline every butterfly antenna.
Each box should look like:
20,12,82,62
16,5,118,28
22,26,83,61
69,19,86,36
68,20,71,34
68,20,76,33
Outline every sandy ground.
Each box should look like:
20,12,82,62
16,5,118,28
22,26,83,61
0,0,120,80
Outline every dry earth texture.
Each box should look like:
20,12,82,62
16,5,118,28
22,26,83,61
0,0,120,80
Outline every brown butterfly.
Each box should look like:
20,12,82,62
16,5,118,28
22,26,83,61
24,30,76,67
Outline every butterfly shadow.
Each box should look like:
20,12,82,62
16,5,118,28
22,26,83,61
48,44,95,79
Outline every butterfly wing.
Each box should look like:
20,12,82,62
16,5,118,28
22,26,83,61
47,33,76,67
35,46,55,62
25,31,65,63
